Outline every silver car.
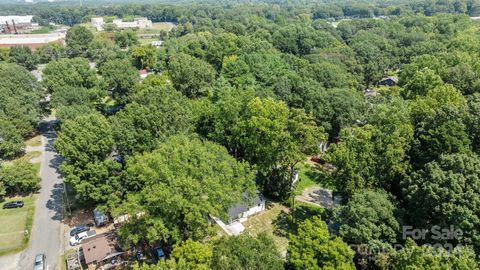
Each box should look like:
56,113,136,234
33,253,45,270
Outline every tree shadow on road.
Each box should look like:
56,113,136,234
46,183,64,221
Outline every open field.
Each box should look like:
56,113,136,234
27,25,58,34
25,135,42,147
4,151,41,169
137,22,176,34
0,195,36,255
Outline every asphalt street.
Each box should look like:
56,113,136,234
0,117,64,270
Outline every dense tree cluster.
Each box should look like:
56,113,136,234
0,63,41,159
3,0,480,269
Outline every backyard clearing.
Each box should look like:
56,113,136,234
25,135,42,147
0,195,36,255
242,203,290,254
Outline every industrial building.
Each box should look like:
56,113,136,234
0,32,66,50
91,17,152,31
0,15,34,34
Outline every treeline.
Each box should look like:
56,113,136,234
1,0,480,26
0,63,42,199
3,0,480,268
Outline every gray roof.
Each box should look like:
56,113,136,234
380,76,398,83
227,193,264,219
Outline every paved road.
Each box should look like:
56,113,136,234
1,117,64,270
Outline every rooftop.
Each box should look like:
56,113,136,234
0,15,33,25
81,233,118,265
0,32,65,45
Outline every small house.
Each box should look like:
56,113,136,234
378,76,398,86
225,193,266,224
81,233,123,269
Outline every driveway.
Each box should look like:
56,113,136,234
1,117,64,270
296,186,342,209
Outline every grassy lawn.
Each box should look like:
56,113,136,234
294,160,337,195
4,151,41,168
242,203,291,254
28,25,57,34
295,162,319,195
139,37,159,45
0,195,36,255
137,22,176,35
25,135,42,147
0,148,42,255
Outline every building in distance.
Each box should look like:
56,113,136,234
0,32,66,50
91,17,152,31
0,15,34,34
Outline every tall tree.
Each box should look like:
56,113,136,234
42,57,97,93
66,25,94,57
168,53,216,98
55,113,114,168
116,135,256,245
402,153,480,252
466,93,480,154
110,85,193,156
98,58,139,104
238,97,323,199
212,234,284,270
9,46,37,70
288,216,355,270
390,239,478,270
0,63,41,141
0,119,24,159
131,45,158,70
335,190,400,269
328,99,413,195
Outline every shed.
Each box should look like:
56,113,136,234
378,76,398,86
93,208,109,227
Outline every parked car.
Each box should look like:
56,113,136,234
69,224,90,236
33,253,45,270
69,230,96,246
3,201,24,209
153,246,166,261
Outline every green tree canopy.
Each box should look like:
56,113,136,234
336,190,400,245
0,119,24,159
116,135,256,245
55,113,114,168
211,233,284,270
0,62,41,143
389,239,478,270
402,153,480,252
131,45,157,70
168,53,216,98
66,25,94,57
42,57,97,93
111,85,193,156
0,160,40,195
9,46,37,71
328,99,413,195
98,58,139,104
288,216,355,270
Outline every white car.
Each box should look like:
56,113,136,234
69,230,96,246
